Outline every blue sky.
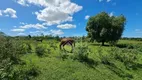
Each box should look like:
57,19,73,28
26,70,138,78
0,0,142,37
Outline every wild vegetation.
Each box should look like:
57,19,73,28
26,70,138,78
1,33,142,80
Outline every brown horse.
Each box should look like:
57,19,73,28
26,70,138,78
59,38,75,52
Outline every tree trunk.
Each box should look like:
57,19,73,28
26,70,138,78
102,41,105,46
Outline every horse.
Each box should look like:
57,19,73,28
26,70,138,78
59,38,75,52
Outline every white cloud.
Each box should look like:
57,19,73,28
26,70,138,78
13,26,17,28
30,30,51,36
16,0,48,7
0,10,2,16
20,22,27,25
57,24,76,29
17,0,29,6
135,29,142,33
35,7,73,25
3,8,17,18
30,30,43,34
16,0,83,26
98,0,111,2
0,29,1,31
0,8,17,18
17,32,26,36
109,12,114,17
30,29,64,36
99,0,103,2
85,15,90,20
50,29,64,35
106,0,111,2
11,29,25,32
20,23,46,29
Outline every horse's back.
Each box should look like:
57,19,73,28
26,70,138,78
61,38,74,42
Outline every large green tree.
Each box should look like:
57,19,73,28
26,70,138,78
86,12,126,45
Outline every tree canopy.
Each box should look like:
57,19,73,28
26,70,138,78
86,12,126,45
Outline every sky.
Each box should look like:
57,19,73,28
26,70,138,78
0,0,142,37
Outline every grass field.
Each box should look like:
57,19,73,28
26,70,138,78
11,39,142,80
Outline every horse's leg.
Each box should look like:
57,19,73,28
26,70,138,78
73,41,75,47
60,43,63,50
68,41,73,52
63,42,67,51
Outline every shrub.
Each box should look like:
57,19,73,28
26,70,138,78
0,37,33,80
73,44,89,61
98,47,134,79
49,42,57,50
73,44,98,67
107,47,142,71
59,51,69,60
26,43,32,54
35,45,46,57
12,63,40,80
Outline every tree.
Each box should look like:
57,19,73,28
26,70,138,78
28,35,32,39
86,12,126,46
55,35,60,41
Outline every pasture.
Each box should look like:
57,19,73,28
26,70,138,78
1,38,142,80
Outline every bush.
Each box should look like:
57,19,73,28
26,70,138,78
12,63,40,80
35,45,46,57
73,44,98,67
49,42,57,50
73,44,89,61
109,48,140,70
59,51,69,60
98,47,134,79
0,37,33,80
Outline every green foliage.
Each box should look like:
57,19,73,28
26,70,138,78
0,35,40,80
1,33,142,80
49,42,57,50
55,35,60,41
86,12,126,45
12,63,40,80
19,43,32,54
73,44,90,61
0,37,33,79
28,35,32,39
0,39,24,64
59,51,69,60
110,48,139,69
98,48,133,79
35,45,47,57
73,44,98,67
97,46,142,79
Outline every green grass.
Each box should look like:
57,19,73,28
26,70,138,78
17,40,142,80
